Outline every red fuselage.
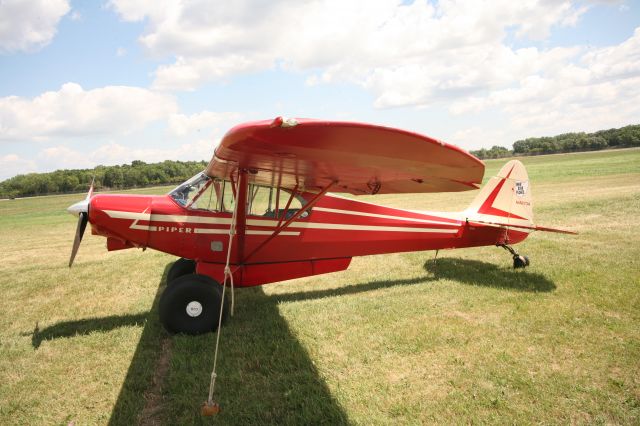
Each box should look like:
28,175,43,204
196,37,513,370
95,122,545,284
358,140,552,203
88,189,528,287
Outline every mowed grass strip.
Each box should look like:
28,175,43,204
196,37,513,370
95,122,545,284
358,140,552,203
0,149,638,424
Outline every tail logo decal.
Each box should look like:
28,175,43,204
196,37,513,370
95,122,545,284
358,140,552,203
515,181,528,197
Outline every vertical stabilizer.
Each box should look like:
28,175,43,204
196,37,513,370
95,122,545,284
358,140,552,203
465,160,533,226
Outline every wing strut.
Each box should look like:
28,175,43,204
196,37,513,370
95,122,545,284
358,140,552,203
277,184,298,228
241,181,336,265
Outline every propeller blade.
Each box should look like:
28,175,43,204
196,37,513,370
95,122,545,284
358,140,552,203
69,212,88,267
68,180,95,267
86,177,95,200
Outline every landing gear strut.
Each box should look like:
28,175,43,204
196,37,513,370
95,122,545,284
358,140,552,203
498,244,530,269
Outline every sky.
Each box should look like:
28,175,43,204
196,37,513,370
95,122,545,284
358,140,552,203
0,0,639,181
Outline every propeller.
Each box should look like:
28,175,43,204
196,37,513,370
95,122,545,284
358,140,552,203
68,179,94,267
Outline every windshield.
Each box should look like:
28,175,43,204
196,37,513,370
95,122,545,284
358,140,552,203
169,172,211,207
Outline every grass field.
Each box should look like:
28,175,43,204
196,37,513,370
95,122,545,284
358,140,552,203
1,149,639,425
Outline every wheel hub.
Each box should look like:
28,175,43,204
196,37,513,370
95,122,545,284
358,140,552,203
186,301,203,317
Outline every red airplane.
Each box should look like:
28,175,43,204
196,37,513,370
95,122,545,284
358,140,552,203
67,117,575,335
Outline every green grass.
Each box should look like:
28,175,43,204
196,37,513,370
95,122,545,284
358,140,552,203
1,149,639,424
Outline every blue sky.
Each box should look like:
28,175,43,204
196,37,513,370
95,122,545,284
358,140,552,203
0,0,639,180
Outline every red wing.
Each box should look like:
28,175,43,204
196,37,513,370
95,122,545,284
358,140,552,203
206,117,484,195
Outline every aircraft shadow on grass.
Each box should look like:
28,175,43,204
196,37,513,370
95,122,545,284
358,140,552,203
104,262,346,425
270,275,433,303
423,257,556,292
30,312,148,349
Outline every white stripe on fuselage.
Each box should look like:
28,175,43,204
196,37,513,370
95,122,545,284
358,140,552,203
313,206,460,226
194,228,300,236
250,217,458,234
103,210,459,234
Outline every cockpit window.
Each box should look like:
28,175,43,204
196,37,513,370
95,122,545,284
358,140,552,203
169,173,236,212
170,173,309,219
169,172,210,207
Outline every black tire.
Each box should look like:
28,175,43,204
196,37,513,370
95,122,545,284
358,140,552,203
159,273,229,335
167,258,196,284
513,255,529,269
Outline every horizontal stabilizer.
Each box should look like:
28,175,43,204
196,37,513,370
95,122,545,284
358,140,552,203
468,219,577,235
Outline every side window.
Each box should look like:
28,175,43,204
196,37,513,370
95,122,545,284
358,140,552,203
217,180,236,213
247,185,308,219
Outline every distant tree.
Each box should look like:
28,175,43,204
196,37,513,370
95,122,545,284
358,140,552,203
0,159,207,198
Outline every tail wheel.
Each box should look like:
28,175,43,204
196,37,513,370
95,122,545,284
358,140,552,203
499,244,530,269
167,258,196,284
159,273,229,335
513,255,530,269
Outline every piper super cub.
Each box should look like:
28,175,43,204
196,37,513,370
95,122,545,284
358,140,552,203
67,117,575,335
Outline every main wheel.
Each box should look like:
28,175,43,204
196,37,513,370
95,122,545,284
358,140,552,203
159,273,229,335
166,258,196,284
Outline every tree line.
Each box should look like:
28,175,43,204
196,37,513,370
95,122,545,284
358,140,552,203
471,124,640,159
0,160,207,198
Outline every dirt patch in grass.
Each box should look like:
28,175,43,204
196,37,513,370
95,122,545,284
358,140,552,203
139,337,172,425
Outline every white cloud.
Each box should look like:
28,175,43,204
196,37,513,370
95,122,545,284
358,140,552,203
0,106,243,178
448,126,511,152
0,83,177,141
107,0,588,93
168,111,242,136
104,0,640,148
153,55,270,91
0,80,243,178
0,0,70,53
583,27,640,80
0,136,221,181
0,154,37,180
107,0,162,23
88,138,216,165
21,138,217,176
38,146,94,171
448,28,640,137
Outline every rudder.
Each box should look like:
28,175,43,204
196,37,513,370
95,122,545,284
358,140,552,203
465,160,533,226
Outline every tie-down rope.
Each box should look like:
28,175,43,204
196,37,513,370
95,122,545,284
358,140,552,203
205,175,240,410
